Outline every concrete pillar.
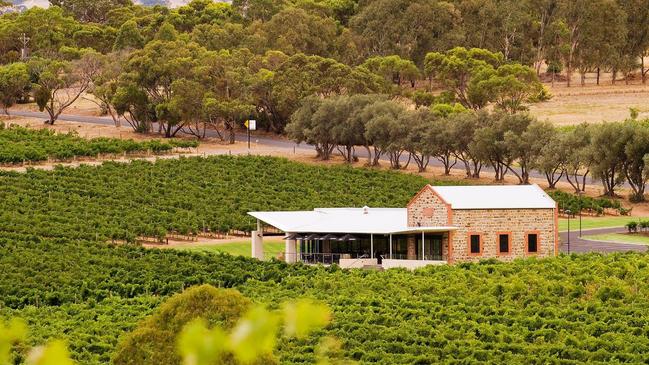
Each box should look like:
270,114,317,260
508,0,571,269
407,235,416,260
251,230,264,260
285,239,297,263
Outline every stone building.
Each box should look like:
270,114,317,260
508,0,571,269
249,184,558,269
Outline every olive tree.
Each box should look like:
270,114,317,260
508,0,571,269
363,100,409,169
505,119,555,184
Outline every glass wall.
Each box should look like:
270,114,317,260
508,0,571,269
298,232,446,263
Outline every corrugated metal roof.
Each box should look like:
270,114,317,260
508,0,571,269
248,208,455,234
430,184,556,209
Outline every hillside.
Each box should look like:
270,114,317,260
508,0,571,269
3,235,649,364
0,155,434,242
0,153,648,364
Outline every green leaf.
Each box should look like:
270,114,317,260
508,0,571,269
26,341,74,365
283,300,331,339
0,318,28,365
177,319,227,365
228,306,279,364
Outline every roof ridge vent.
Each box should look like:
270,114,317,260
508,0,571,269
362,206,370,214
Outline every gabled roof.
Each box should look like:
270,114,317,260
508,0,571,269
248,208,455,234
428,184,556,209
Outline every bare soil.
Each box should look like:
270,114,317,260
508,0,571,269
530,83,649,125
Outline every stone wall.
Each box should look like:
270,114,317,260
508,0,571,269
451,208,556,262
407,186,450,227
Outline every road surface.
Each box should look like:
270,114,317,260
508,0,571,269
559,227,647,253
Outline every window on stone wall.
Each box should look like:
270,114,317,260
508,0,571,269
527,233,538,253
498,234,510,254
469,234,481,254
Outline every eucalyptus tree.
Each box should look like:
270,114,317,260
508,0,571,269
194,48,256,143
525,0,561,75
112,20,145,51
361,55,420,87
424,47,502,109
232,0,286,22
350,0,462,64
86,51,128,126
117,30,205,137
259,7,338,57
425,47,544,112
253,52,386,133
30,52,102,125
50,0,133,23
456,0,531,62
557,0,625,87
572,0,625,86
614,0,649,84
0,62,30,115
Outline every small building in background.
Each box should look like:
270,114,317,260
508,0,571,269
249,184,558,269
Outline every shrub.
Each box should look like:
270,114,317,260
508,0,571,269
626,221,638,233
112,285,271,365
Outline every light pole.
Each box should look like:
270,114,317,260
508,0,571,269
565,209,572,254
578,191,583,237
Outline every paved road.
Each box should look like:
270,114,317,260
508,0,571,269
8,110,597,186
9,110,314,149
559,227,647,253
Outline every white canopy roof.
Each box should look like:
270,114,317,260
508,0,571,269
429,184,556,209
249,208,455,235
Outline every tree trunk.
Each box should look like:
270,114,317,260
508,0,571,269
228,126,235,144
640,54,647,85
596,67,600,85
364,145,372,166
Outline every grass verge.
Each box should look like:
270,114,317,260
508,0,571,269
581,233,649,245
173,240,285,258
558,216,640,232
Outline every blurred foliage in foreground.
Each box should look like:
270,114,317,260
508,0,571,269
2,285,344,365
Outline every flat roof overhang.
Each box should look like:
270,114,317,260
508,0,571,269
248,210,456,235
280,226,457,235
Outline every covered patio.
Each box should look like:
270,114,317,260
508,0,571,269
248,207,456,269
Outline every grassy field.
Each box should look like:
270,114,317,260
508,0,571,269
582,232,649,245
558,216,639,232
174,240,285,258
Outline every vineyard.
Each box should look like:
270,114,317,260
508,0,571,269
0,123,198,164
3,154,649,364
3,233,649,364
0,155,433,242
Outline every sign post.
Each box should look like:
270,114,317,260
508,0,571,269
244,119,256,149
